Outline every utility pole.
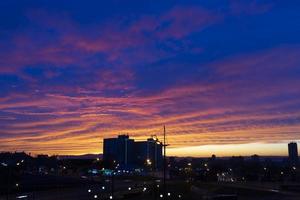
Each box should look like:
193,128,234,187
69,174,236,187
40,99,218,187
111,171,115,198
163,125,167,200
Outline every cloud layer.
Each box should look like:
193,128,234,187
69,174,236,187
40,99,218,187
0,0,300,156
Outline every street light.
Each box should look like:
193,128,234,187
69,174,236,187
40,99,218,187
146,159,152,165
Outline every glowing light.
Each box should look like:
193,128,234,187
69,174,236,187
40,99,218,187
146,159,152,165
16,195,28,199
1,163,7,167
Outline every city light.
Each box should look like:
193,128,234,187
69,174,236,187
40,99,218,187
94,195,98,199
16,195,28,199
146,159,152,165
88,189,91,193
1,162,7,167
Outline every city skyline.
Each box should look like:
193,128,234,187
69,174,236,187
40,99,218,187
1,0,300,156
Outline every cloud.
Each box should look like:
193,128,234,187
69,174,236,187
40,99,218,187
229,0,273,15
0,5,220,75
0,2,299,156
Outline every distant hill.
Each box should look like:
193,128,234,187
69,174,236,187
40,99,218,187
58,154,102,160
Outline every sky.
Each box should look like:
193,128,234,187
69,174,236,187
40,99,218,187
0,0,300,157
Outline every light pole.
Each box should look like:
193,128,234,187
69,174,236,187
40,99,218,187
163,125,169,200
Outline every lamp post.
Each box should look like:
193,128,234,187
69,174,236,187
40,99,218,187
163,126,169,200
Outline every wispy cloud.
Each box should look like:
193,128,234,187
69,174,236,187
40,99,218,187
0,1,299,155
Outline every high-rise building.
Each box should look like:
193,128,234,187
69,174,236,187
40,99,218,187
288,142,298,165
103,135,135,166
103,135,163,170
135,138,163,170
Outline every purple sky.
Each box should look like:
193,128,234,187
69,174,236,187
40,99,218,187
0,0,300,156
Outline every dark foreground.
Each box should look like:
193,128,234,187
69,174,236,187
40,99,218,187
1,177,300,200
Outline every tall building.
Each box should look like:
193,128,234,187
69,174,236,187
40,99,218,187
103,135,163,170
288,142,298,165
103,135,135,166
135,138,163,170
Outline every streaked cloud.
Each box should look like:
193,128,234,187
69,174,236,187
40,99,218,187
0,0,299,156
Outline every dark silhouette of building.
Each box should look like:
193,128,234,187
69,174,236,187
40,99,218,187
135,138,163,170
288,142,299,165
103,135,135,167
103,135,163,170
